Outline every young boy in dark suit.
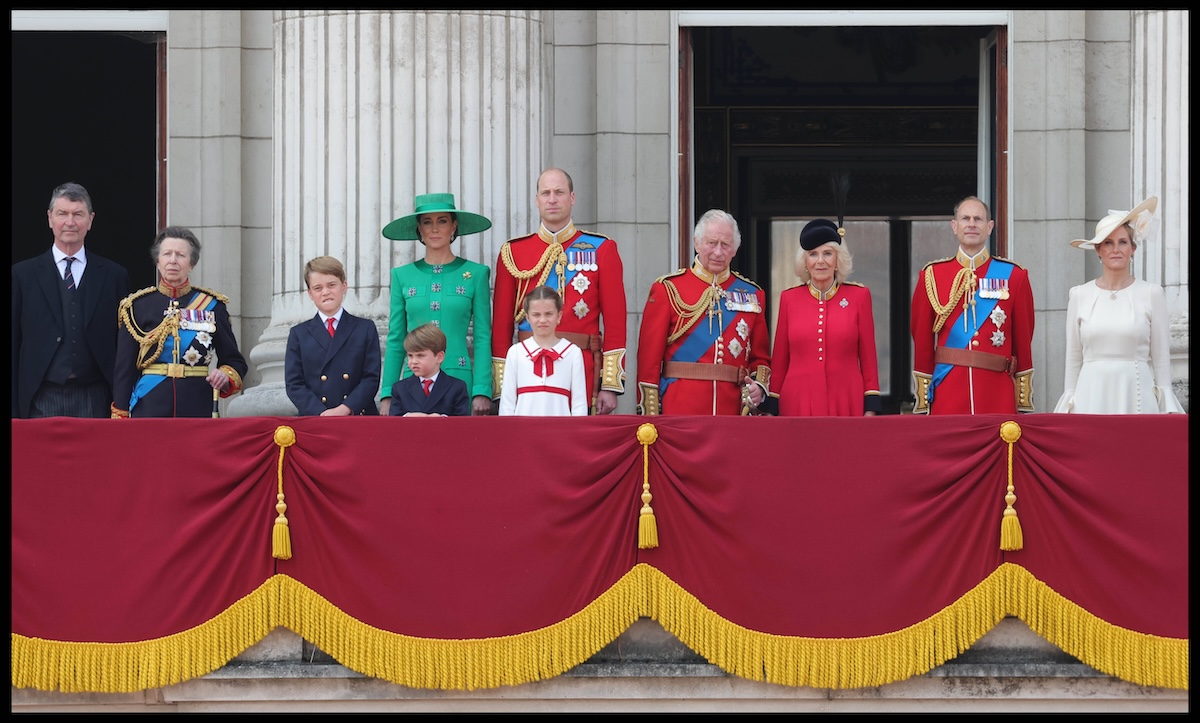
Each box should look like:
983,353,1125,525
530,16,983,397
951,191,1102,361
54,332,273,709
285,256,381,415
389,323,469,417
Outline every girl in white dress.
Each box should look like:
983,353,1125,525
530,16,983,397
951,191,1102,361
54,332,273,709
498,285,589,416
1054,196,1184,414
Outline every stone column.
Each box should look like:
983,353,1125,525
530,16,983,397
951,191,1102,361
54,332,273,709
230,9,543,416
1132,9,1189,409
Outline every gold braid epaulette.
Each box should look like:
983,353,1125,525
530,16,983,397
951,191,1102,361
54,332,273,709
191,285,230,305
119,287,175,370
573,228,612,242
924,260,975,335
500,240,566,325
653,268,688,285
730,270,763,290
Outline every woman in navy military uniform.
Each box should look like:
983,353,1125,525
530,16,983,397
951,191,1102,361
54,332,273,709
111,226,248,418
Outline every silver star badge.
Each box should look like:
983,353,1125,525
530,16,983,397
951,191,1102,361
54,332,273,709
990,306,1007,328
728,338,743,359
736,318,749,340
991,330,1006,347
571,273,591,294
573,299,589,319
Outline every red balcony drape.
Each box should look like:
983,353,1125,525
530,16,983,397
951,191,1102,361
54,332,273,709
11,414,1187,693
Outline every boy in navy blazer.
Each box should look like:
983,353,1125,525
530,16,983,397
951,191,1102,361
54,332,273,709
285,256,381,415
389,323,470,417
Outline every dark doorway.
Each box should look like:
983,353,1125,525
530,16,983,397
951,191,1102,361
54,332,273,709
689,25,996,413
11,31,161,289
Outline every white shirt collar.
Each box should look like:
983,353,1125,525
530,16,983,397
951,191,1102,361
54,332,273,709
52,246,86,266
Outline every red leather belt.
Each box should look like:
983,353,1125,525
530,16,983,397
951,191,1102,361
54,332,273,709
662,361,746,384
934,346,1013,374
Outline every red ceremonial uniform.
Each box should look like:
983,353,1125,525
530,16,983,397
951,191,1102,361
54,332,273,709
636,262,771,416
771,281,881,416
910,249,1035,415
491,222,627,410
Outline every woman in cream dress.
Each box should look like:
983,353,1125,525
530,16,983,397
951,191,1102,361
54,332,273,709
1054,196,1184,414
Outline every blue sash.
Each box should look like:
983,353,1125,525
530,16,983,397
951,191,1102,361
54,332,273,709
661,276,757,396
517,234,608,333
929,260,1013,404
129,293,217,412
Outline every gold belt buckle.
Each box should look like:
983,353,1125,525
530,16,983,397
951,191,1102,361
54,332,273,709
166,363,185,378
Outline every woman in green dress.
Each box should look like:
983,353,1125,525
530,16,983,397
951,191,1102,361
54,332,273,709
380,193,494,416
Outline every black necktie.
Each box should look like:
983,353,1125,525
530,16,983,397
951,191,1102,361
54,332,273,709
64,256,76,290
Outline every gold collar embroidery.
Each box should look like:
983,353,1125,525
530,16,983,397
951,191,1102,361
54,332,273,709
538,221,576,246
690,258,730,285
956,247,990,270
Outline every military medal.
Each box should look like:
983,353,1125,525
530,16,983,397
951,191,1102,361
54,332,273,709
979,278,1010,300
724,290,761,313
179,309,216,332
568,249,597,272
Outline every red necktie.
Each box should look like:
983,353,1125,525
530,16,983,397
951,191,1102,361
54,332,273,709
422,378,433,396
326,317,335,337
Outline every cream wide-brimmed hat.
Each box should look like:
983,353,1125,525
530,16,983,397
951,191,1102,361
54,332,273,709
1070,195,1158,250
381,193,492,241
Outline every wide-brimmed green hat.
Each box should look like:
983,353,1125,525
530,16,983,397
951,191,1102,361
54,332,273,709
381,193,492,241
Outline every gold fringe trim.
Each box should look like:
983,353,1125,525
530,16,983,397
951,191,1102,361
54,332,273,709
272,426,296,560
636,423,659,549
11,565,1187,693
273,573,643,691
11,577,278,693
643,562,1187,691
998,421,1023,551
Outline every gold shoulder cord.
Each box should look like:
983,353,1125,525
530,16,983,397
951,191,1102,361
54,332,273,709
662,279,719,345
925,266,976,334
500,242,567,325
119,292,182,370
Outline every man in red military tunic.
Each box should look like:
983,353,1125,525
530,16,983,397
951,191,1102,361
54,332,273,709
491,168,627,414
636,209,770,416
910,196,1035,415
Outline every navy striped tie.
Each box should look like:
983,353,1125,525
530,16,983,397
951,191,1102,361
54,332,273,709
63,257,76,290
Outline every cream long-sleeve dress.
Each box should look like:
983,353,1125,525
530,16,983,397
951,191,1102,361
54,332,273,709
1054,278,1184,414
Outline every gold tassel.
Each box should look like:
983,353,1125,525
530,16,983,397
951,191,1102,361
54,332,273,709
272,425,297,560
998,421,1023,551
636,423,659,549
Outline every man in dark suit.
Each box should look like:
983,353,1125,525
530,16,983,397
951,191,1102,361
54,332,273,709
388,323,470,417
285,256,381,415
12,182,131,418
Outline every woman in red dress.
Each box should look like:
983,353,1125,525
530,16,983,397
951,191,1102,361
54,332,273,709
769,219,881,416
